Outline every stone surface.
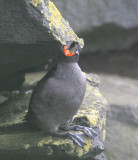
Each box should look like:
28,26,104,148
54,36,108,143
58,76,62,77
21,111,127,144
79,49,138,79
0,0,83,45
0,0,83,90
105,111,138,160
53,0,138,52
99,74,138,160
53,0,138,31
0,74,107,160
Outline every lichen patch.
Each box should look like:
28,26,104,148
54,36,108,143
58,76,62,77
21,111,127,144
38,137,53,147
30,0,42,7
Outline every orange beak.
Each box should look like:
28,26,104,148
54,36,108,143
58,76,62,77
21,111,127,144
63,46,76,57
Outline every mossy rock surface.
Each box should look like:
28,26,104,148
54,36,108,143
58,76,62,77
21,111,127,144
0,74,107,160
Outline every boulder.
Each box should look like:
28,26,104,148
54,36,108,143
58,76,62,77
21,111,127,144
53,0,138,52
0,74,107,160
98,74,138,160
0,0,83,90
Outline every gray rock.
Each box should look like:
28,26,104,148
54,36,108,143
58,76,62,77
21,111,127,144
0,0,83,45
105,110,138,160
0,0,83,90
0,95,8,104
53,0,138,52
99,74,138,160
79,49,138,79
53,0,138,30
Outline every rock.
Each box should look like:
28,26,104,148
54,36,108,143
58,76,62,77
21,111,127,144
105,110,138,160
98,74,138,160
0,0,83,90
0,73,107,160
0,95,8,104
0,73,25,91
99,74,138,108
53,0,138,52
0,0,83,46
79,49,138,79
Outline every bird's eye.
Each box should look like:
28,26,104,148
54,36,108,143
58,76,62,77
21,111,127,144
76,50,79,55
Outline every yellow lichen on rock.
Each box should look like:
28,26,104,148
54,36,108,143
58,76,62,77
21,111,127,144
84,138,91,154
30,0,42,7
102,130,106,141
37,139,54,155
99,113,106,131
45,1,84,47
85,83,94,97
64,144,76,155
86,114,99,127
29,0,84,47
76,146,84,157
38,137,53,147
94,88,103,98
47,146,53,155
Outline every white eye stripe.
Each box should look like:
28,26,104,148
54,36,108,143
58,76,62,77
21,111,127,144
76,50,79,54
65,50,69,55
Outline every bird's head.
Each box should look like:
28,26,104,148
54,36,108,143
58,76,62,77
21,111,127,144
60,41,81,62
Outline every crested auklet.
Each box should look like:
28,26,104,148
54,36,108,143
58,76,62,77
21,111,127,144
26,41,97,148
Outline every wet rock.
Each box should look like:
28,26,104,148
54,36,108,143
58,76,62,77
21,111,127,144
0,0,83,90
0,74,107,160
53,0,138,52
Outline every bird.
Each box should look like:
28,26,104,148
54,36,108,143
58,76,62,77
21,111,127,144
26,41,97,148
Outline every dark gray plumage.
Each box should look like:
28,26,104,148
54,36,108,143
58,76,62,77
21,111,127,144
26,41,97,147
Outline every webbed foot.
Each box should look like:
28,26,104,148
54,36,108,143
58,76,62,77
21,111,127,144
68,132,86,148
53,131,86,148
61,125,98,139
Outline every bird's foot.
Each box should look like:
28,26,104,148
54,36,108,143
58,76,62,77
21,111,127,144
62,125,98,139
68,132,86,148
53,132,86,148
